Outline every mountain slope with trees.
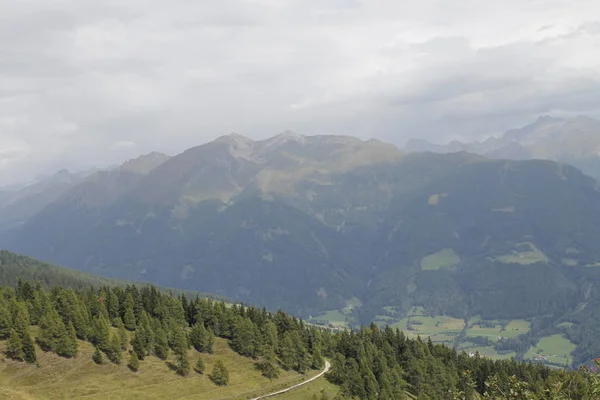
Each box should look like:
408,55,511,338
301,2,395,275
4,129,600,367
1,274,599,400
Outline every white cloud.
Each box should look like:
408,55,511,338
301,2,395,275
0,0,599,183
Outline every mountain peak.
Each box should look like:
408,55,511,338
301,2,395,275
120,152,170,175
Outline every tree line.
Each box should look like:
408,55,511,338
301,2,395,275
2,280,600,399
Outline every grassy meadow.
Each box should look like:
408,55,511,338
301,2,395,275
0,335,319,400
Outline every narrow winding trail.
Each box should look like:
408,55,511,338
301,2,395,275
249,360,331,400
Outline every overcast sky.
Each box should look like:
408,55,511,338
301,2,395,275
1,0,600,184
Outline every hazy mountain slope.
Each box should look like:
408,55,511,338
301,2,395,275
6,132,600,329
0,170,91,232
404,115,600,179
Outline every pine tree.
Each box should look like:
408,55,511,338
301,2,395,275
115,318,129,350
56,322,78,358
37,307,66,353
123,294,136,331
257,349,280,380
92,347,104,364
171,325,190,376
107,334,122,364
5,329,24,361
131,329,146,360
128,351,140,372
176,351,190,376
153,325,169,360
22,328,37,364
190,322,212,353
0,302,12,339
195,357,205,374
90,314,110,352
210,360,229,386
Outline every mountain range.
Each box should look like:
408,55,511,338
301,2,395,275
404,115,600,180
0,117,598,324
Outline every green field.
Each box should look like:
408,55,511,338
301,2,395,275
524,334,576,366
463,346,517,360
420,248,461,270
493,242,549,265
466,318,530,340
0,336,318,400
311,309,355,328
392,315,465,338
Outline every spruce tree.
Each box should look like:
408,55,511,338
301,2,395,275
56,322,78,358
115,318,129,350
22,328,37,364
131,329,146,360
92,347,104,364
189,322,209,353
171,325,190,376
175,351,190,376
0,302,12,339
257,349,280,380
107,334,122,364
153,325,169,360
128,351,140,372
210,360,229,386
37,307,65,353
123,294,136,331
195,357,205,374
5,329,24,361
90,315,110,352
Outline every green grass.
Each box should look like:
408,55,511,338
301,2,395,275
0,336,317,400
465,346,516,360
420,248,461,270
311,310,354,328
525,334,576,366
278,376,340,400
392,315,465,338
493,242,549,265
503,320,530,338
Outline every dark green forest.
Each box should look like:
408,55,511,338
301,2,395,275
2,278,600,400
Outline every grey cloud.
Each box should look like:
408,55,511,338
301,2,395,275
0,0,599,184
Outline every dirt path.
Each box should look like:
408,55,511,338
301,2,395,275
249,360,331,400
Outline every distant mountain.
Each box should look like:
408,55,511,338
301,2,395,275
404,116,600,179
0,169,95,232
2,131,600,328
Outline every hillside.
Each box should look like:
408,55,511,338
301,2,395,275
4,132,600,366
0,280,593,400
404,115,600,180
0,335,319,400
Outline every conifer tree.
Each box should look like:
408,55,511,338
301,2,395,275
189,322,209,353
153,325,169,360
195,357,205,374
210,360,229,386
123,294,136,331
5,329,24,361
92,347,104,364
131,329,146,360
175,350,190,376
0,302,12,339
37,306,66,353
56,322,78,358
279,332,296,371
257,349,280,380
107,334,122,364
22,328,37,364
114,318,129,350
171,325,190,376
128,351,140,372
90,314,110,352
